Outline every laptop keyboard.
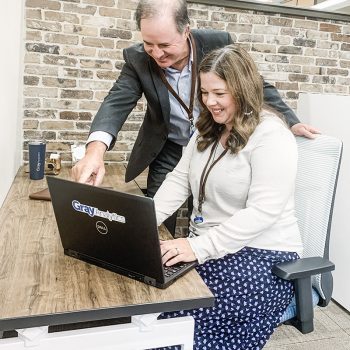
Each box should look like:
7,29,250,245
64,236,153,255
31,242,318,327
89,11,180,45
163,262,189,278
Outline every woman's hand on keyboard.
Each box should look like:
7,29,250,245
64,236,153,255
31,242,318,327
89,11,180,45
160,238,196,266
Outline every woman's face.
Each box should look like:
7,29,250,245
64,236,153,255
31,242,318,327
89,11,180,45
200,71,237,130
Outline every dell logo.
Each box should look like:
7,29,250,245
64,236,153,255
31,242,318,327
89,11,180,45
96,221,108,235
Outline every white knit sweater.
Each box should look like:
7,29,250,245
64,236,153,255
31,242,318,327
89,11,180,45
154,112,303,264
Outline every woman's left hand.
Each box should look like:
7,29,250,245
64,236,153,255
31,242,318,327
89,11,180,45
160,238,197,266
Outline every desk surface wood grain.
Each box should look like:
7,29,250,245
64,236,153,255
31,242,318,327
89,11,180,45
0,165,213,331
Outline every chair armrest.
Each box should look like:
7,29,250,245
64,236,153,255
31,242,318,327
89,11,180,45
272,256,335,280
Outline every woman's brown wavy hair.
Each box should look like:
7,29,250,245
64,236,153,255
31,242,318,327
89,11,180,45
196,44,264,153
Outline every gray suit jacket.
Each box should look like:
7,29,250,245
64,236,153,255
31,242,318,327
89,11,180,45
90,29,299,182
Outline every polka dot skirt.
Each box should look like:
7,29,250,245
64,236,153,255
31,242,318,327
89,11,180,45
152,247,299,350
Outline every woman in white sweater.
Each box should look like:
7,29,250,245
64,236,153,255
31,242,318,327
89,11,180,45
153,45,303,350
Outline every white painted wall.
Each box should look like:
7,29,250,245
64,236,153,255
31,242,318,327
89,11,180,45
0,1,24,207
297,92,350,311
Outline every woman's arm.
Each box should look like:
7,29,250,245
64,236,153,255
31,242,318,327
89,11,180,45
189,125,298,263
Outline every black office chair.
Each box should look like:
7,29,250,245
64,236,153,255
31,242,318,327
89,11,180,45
274,135,343,334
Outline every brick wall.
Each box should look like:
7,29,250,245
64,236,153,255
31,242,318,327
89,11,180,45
23,0,350,234
23,0,350,163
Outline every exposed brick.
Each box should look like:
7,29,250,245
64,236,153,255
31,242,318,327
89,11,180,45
64,24,98,37
95,91,109,101
24,130,56,140
251,44,276,53
265,35,291,46
211,12,237,22
40,121,74,130
81,15,115,27
61,89,94,99
42,77,77,87
196,21,225,31
24,86,58,98
62,46,96,57
100,28,132,40
63,68,94,79
26,42,59,54
79,101,102,110
341,43,350,51
238,14,266,25
304,48,328,58
82,37,114,49
324,85,348,94
80,59,113,69
43,99,78,109
60,111,93,120
299,83,323,93
24,76,40,86
226,23,252,34
277,64,301,73
26,0,61,10
290,56,314,65
63,3,97,15
188,9,209,21
327,68,349,76
99,7,132,19
43,55,77,66
340,60,350,68
46,142,71,152
278,46,302,55
293,38,316,48
24,109,57,118
320,23,342,33
288,74,309,82
238,34,264,43
25,65,58,75
27,19,61,32
331,33,350,43
316,58,338,67
265,54,289,63
24,98,41,108
76,122,92,130
26,31,42,41
23,120,39,129
59,131,89,140
317,41,340,50
44,33,79,45
286,91,299,99
83,0,115,5
312,76,336,84
116,19,137,31
99,50,123,60
302,66,323,75
96,71,118,80
79,80,112,90
294,19,318,30
268,17,293,27
45,11,79,23
26,9,42,19
117,0,138,10
275,82,298,90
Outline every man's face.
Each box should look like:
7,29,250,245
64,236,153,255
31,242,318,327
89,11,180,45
140,16,189,70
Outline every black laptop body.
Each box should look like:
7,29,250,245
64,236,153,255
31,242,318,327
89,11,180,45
47,176,197,289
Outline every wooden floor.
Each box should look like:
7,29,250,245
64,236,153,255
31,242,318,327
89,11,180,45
266,301,350,350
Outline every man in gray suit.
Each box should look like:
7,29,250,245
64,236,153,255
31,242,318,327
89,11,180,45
72,0,318,233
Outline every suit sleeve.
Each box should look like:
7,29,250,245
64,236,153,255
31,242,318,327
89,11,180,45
262,80,299,127
89,49,143,150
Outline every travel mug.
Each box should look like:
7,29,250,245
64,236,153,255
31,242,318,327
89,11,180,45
28,141,46,180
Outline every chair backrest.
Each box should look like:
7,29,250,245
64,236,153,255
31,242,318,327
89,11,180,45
295,135,343,301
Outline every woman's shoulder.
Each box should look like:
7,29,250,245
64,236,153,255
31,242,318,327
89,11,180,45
250,110,296,145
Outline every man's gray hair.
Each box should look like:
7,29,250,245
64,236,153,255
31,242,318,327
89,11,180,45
135,0,190,33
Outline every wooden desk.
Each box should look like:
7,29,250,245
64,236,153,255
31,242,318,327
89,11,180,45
0,165,214,349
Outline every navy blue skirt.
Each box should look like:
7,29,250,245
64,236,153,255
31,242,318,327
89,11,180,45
154,247,299,350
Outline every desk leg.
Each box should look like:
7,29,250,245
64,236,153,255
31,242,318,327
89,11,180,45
0,315,194,350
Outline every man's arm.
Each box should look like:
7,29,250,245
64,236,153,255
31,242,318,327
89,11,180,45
263,80,320,139
72,47,144,185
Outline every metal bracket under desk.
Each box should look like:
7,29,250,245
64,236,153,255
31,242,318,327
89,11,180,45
0,313,195,350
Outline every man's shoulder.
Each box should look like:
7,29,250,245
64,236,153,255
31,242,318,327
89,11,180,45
192,29,232,42
123,42,148,62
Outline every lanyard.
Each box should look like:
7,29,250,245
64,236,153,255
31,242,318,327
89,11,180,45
158,33,197,132
197,140,228,216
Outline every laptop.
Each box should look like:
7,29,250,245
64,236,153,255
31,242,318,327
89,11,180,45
46,176,197,289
